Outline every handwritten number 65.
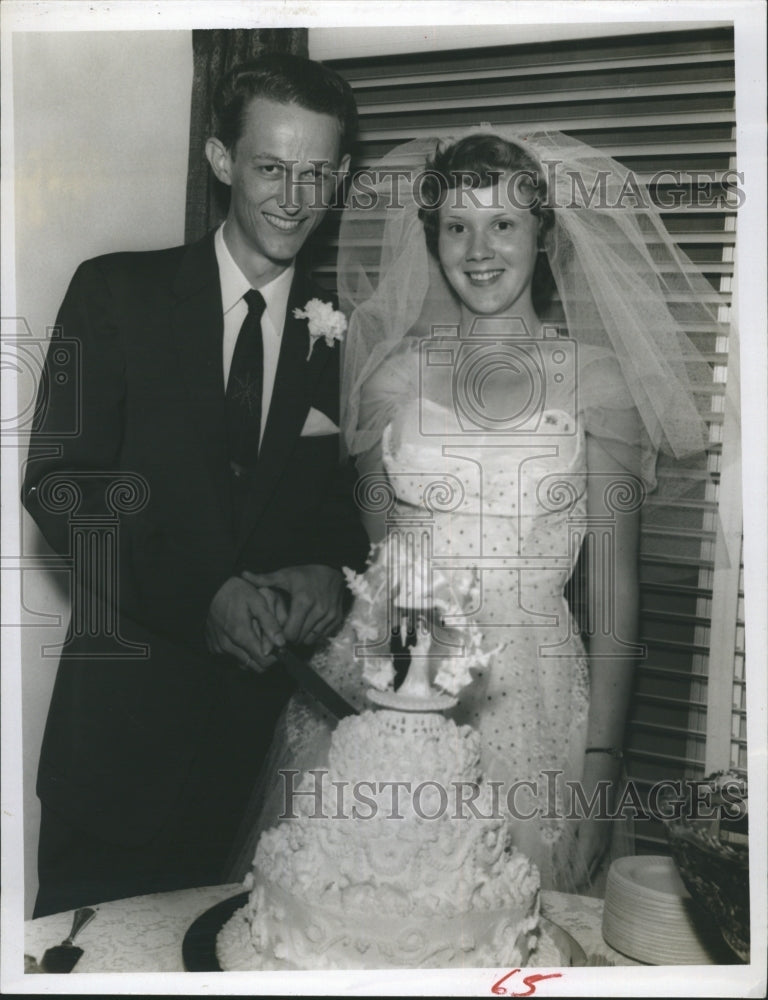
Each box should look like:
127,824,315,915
491,969,563,996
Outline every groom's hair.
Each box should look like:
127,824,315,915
418,134,556,315
213,53,358,158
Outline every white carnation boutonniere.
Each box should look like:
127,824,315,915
293,298,347,361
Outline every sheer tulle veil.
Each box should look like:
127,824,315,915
337,127,734,509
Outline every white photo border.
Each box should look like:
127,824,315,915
2,1,765,996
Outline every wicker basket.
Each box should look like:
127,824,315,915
661,772,749,962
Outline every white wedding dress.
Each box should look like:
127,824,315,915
232,338,636,892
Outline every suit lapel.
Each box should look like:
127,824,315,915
234,271,334,553
171,233,234,535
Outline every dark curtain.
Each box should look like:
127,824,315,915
184,28,309,244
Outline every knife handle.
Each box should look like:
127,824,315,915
63,907,97,946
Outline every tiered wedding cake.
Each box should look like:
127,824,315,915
217,707,541,969
217,549,543,969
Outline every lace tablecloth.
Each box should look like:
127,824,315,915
24,885,637,972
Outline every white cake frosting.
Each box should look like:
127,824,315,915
218,709,541,970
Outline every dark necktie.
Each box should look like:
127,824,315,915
226,288,266,472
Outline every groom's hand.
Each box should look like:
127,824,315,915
241,565,345,646
205,577,287,671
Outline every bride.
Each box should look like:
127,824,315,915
239,129,721,893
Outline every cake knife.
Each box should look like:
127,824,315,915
278,646,359,719
38,906,97,973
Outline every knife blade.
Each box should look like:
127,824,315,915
278,645,359,719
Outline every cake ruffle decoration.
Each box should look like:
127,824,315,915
217,707,542,970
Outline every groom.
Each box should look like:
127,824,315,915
22,53,368,916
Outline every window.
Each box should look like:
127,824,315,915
315,26,741,855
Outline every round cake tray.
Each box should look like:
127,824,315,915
183,893,586,972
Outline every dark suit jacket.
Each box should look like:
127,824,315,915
22,232,368,846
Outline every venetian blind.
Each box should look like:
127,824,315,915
310,26,739,855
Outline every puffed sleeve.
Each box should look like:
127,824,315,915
578,344,651,488
354,337,422,476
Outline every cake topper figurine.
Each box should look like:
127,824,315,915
368,613,459,711
343,544,499,711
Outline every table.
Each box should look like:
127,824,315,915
24,885,636,972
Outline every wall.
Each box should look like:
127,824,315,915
308,21,708,59
13,30,192,915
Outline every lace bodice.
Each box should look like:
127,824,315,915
384,394,584,513
379,397,586,615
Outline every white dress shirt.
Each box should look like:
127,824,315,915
215,224,295,448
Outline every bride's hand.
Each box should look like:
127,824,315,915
571,752,622,888
572,816,613,888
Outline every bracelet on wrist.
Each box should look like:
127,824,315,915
585,747,624,760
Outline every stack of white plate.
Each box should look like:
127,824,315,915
602,855,724,964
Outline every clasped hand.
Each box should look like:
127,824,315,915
205,565,345,672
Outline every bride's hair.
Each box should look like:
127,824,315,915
416,134,557,315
